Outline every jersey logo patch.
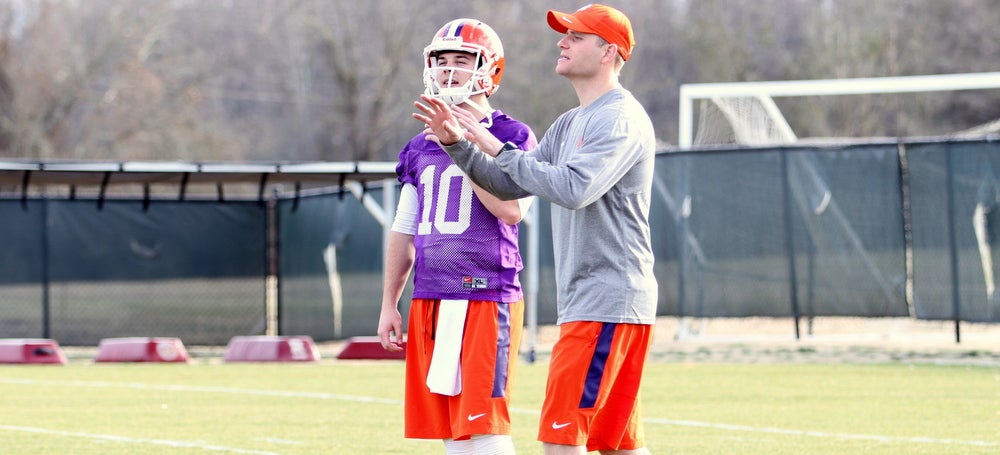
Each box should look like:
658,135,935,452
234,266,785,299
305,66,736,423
462,276,488,289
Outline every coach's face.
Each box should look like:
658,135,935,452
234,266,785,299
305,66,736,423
555,30,608,78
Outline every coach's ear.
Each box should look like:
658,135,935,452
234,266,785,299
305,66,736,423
604,43,619,62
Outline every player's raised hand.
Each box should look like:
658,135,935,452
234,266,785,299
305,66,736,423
413,94,464,146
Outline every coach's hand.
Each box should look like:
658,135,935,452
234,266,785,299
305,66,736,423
413,94,465,146
449,104,504,157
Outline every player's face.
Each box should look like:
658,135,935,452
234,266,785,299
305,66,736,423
433,51,477,87
555,31,607,78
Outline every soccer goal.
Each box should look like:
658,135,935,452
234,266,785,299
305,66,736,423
678,71,1000,148
670,72,1000,339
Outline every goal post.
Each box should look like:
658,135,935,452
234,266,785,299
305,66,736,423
670,71,1000,339
678,71,1000,148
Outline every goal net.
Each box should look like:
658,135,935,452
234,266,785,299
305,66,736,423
671,72,1000,337
692,96,796,146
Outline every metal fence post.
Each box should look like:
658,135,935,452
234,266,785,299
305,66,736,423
780,149,801,339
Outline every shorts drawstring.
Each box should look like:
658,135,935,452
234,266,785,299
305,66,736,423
428,300,439,342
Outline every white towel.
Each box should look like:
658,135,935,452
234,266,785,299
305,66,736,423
425,299,468,396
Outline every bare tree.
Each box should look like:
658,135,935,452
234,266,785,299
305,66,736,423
0,2,15,153
300,1,427,161
1,0,999,163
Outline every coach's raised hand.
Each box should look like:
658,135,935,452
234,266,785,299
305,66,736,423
414,94,505,157
413,94,465,146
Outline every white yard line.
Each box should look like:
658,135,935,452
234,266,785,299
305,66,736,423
0,424,281,454
2,378,997,449
645,418,999,447
0,377,400,404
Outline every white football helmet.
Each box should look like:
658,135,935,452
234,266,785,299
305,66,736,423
423,19,505,105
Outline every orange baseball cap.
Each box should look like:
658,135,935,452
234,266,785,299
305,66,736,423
546,4,635,61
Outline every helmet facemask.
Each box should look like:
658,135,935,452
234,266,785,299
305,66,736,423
423,49,493,106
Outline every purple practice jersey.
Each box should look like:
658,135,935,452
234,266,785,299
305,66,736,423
396,110,537,302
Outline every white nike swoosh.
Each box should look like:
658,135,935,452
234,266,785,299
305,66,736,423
551,421,571,429
468,413,487,421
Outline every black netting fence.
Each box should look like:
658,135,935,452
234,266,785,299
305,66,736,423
276,191,387,339
1,138,997,346
907,141,1000,321
0,199,266,345
652,144,909,324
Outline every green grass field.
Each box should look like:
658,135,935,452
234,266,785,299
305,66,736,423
0,358,997,454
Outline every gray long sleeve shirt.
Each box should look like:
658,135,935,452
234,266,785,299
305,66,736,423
442,88,658,325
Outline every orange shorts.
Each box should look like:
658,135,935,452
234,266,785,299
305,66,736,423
538,321,653,451
404,298,524,440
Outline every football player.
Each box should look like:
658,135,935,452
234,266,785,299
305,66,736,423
378,18,537,455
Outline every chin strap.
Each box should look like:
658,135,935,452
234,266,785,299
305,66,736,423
461,97,495,129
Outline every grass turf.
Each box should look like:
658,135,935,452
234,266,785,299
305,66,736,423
0,360,996,454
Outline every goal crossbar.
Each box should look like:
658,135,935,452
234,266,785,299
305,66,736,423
678,71,1000,147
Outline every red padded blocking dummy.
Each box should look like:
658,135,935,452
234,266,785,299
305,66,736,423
337,336,406,360
94,337,190,363
0,338,68,365
223,335,320,362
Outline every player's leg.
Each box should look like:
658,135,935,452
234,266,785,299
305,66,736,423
598,448,651,455
404,299,454,440
471,433,516,454
443,438,477,454
451,299,523,438
542,442,588,454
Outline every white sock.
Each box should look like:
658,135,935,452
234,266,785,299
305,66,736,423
443,438,477,455
471,434,515,455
